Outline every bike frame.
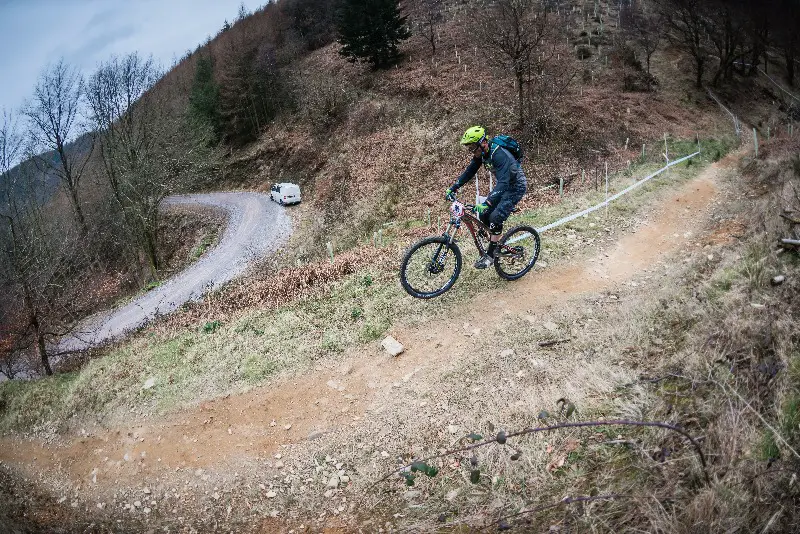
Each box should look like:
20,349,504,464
442,200,492,255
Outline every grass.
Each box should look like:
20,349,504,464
190,233,216,261
0,135,732,436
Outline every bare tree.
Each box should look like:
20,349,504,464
659,0,709,89
478,0,552,127
86,53,219,280
1,110,87,376
23,59,93,236
415,0,444,57
622,1,663,75
773,0,799,86
0,109,26,377
701,1,749,85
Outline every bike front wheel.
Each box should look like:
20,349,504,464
400,237,462,298
494,225,540,281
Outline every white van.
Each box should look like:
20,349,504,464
270,183,302,205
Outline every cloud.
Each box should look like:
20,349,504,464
64,24,138,69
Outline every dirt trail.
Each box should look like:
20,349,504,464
0,165,723,509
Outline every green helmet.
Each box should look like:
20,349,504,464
460,126,486,145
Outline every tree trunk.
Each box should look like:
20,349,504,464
143,227,159,278
516,69,525,127
67,185,88,237
37,328,52,376
695,57,705,89
23,285,52,376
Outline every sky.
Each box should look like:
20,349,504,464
0,0,266,114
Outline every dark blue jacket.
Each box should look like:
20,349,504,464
451,141,525,205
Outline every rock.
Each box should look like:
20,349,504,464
212,492,221,501
284,424,292,430
340,475,350,483
500,349,515,357
543,321,558,332
269,420,276,427
266,491,277,498
403,490,421,499
134,501,142,508
447,425,460,435
445,489,460,501
307,430,325,441
142,378,156,390
143,488,151,495
381,336,404,357
536,261,548,269
380,451,390,458
324,489,335,498
143,507,151,514
326,476,340,489
771,275,785,286
275,461,284,469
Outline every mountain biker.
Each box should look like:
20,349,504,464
445,126,528,269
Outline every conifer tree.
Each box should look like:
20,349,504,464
189,55,222,142
336,0,411,69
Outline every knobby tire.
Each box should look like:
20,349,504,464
400,236,462,299
494,225,540,281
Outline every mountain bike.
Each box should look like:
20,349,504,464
400,196,540,299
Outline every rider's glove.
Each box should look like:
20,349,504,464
474,202,489,215
445,188,456,201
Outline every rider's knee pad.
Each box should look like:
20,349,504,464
488,221,503,235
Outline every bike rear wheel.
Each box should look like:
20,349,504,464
400,237,462,298
494,225,540,281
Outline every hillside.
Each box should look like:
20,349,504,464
1,0,800,531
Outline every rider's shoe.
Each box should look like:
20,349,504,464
474,253,495,269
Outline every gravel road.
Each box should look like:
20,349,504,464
57,192,292,353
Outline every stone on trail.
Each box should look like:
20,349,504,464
500,349,515,357
142,377,156,390
771,275,785,286
327,476,340,489
307,430,324,441
266,490,277,498
543,321,558,332
381,336,404,357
